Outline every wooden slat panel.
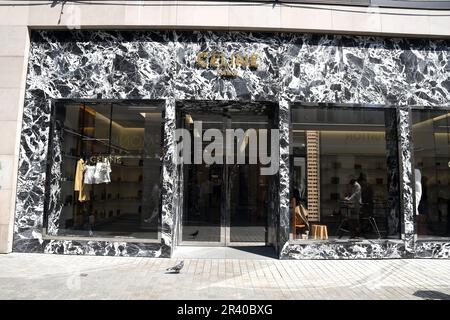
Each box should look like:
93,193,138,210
306,131,320,222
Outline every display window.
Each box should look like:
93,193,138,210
412,109,450,239
44,101,163,240
289,105,401,241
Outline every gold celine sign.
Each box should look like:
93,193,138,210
196,51,259,78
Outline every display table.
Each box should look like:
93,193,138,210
311,224,328,240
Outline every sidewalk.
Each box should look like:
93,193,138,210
0,252,449,300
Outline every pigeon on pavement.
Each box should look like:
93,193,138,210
166,260,184,274
190,230,199,238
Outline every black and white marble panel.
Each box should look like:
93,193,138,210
14,92,51,245
43,239,162,257
280,35,450,106
45,118,64,236
277,99,290,254
281,240,406,259
397,108,415,255
414,242,450,258
27,31,174,100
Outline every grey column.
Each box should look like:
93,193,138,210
45,114,64,236
277,99,290,256
397,107,415,256
14,93,52,251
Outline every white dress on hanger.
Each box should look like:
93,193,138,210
94,159,111,184
84,164,97,184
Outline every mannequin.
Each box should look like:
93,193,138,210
415,169,422,215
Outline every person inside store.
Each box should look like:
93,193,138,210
344,178,362,238
358,173,374,236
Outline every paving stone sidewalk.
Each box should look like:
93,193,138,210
0,253,449,300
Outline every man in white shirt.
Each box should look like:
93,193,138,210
345,179,362,238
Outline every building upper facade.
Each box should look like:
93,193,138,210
0,1,449,37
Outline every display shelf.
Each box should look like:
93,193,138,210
321,154,388,158
111,164,143,169
83,181,142,185
63,127,131,154
90,198,142,203
108,181,143,184
321,184,387,188
63,155,78,161
321,168,386,172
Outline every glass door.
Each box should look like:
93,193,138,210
181,110,224,243
179,104,274,246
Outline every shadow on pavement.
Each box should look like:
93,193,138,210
413,290,450,300
229,246,278,259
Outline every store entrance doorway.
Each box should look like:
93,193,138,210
177,103,277,246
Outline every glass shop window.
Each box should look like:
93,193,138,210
412,109,450,239
45,101,163,240
289,106,400,241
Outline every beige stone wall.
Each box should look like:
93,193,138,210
0,0,449,253
0,24,28,253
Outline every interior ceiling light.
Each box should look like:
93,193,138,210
185,114,194,124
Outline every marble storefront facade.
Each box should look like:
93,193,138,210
13,30,450,259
